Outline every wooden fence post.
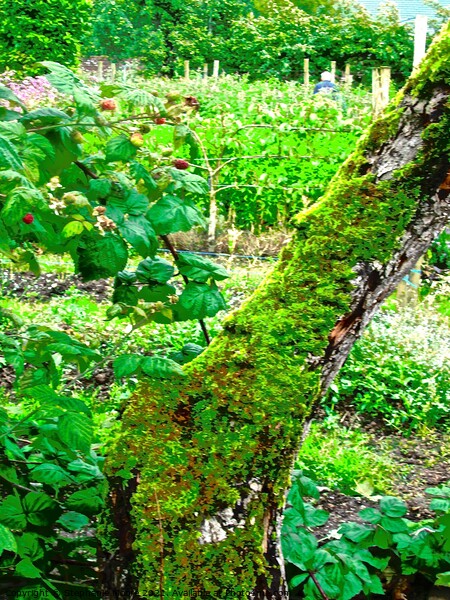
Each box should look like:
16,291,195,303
110,63,116,83
184,60,190,80
345,64,350,82
372,67,391,115
413,15,428,68
303,58,310,87
213,60,220,78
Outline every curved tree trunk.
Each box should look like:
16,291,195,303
100,25,450,600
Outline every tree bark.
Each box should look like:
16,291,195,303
100,25,450,600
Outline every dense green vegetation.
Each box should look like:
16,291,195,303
0,0,91,75
0,51,449,598
84,0,414,84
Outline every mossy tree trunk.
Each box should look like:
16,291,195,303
100,25,450,600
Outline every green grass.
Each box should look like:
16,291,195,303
296,420,401,496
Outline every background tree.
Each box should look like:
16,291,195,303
0,0,91,75
101,23,450,599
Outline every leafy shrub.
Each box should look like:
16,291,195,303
0,0,91,75
282,472,450,599
0,326,104,596
325,306,450,431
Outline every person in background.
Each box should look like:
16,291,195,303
313,71,338,95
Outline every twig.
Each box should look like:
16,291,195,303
74,160,99,180
309,571,329,600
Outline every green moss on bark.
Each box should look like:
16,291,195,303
103,23,450,599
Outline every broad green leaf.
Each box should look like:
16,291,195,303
0,495,26,529
129,161,158,191
136,256,174,284
380,516,408,533
30,464,72,486
22,492,61,527
118,216,158,258
176,282,227,320
140,357,185,379
0,134,23,171
282,529,317,570
138,283,177,303
76,232,128,280
112,284,139,306
109,188,149,216
15,557,41,579
105,134,138,162
379,496,407,517
66,489,104,515
170,343,204,365
169,168,209,194
430,499,450,513
89,178,111,199
289,573,309,589
147,194,205,235
113,354,142,377
0,523,17,555
20,108,70,124
57,511,90,532
67,459,103,482
341,572,363,600
62,221,84,238
16,533,44,561
436,571,450,587
359,507,382,524
339,522,373,543
58,412,93,453
176,253,229,283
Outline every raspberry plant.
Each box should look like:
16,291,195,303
0,61,230,597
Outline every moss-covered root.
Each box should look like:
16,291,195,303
101,23,450,600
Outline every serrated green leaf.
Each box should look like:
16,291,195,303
379,496,407,517
339,522,373,543
0,495,26,529
30,464,72,486
118,216,158,258
136,256,174,283
15,557,41,579
176,253,229,283
0,134,23,171
22,492,61,527
66,489,104,516
359,507,382,524
58,412,93,453
62,221,84,238
76,232,128,280
169,168,209,194
113,354,142,377
138,283,177,303
16,533,44,562
147,194,205,235
105,134,138,162
140,357,185,379
57,511,90,532
20,108,70,124
176,282,227,320
89,178,111,199
0,523,17,555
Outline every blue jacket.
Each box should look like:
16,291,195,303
313,81,338,95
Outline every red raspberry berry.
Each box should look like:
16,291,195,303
173,159,189,170
155,117,166,125
22,213,34,224
100,98,117,111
